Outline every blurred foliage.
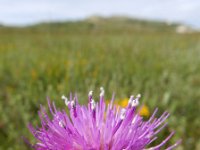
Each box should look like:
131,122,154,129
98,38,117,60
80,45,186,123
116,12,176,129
0,17,200,149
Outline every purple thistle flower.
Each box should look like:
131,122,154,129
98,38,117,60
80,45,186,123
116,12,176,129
28,87,181,150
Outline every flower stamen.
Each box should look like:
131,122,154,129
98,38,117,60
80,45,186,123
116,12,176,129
131,94,141,107
91,99,96,119
71,100,77,117
100,87,104,97
61,95,70,106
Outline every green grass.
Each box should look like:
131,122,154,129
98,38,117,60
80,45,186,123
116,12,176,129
0,18,200,149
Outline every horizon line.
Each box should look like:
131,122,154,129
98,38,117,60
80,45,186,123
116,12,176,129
0,14,197,29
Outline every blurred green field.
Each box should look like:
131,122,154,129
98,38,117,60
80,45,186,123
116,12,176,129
0,17,200,149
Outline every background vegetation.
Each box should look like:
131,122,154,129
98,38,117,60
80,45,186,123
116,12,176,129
0,17,200,149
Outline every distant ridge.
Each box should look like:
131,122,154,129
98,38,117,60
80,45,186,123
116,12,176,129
0,15,197,33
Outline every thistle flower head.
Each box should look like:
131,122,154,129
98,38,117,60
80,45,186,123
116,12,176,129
28,88,181,150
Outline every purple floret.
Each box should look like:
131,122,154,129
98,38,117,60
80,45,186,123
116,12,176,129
28,88,181,150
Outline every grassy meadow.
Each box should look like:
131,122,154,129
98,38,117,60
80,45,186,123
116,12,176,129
0,17,200,149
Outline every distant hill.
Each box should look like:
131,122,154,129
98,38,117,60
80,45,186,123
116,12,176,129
0,16,196,34
32,16,179,33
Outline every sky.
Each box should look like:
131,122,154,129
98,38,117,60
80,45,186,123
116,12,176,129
0,0,199,28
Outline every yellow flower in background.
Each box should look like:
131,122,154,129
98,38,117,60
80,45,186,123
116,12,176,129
119,98,129,107
107,98,150,118
117,98,150,117
139,104,150,117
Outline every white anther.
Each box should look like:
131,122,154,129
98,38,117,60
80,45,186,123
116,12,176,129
136,94,141,98
120,108,126,120
100,87,104,97
59,121,65,128
100,87,104,91
65,100,70,106
131,99,139,107
71,100,75,107
128,95,134,104
130,94,141,107
61,95,70,106
88,90,93,97
91,99,96,110
61,95,68,101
